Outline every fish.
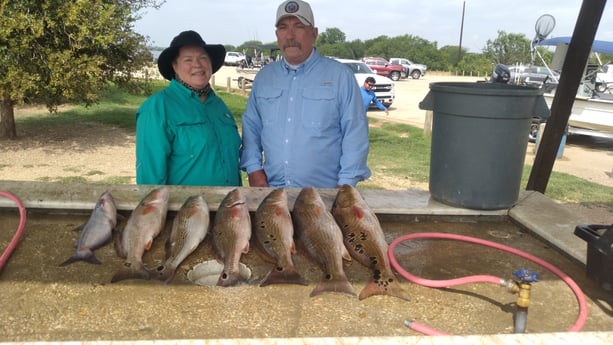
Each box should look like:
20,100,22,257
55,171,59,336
253,188,307,287
212,188,251,287
331,184,411,301
151,195,210,284
292,187,356,297
111,187,170,283
60,191,117,266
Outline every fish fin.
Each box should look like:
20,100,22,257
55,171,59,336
144,239,153,251
260,265,308,287
113,228,127,258
111,266,151,283
341,246,352,261
72,224,85,232
253,244,277,264
290,240,297,254
59,251,102,267
310,273,356,297
242,242,250,254
359,271,411,301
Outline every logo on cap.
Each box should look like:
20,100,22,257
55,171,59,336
284,1,300,14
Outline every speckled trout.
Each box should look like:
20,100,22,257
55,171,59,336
212,188,251,287
292,187,356,297
111,187,169,283
253,188,307,287
151,195,209,284
331,184,410,301
60,191,117,266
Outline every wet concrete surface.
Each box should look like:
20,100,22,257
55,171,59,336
1,209,612,342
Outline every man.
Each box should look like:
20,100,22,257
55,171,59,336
360,76,389,115
240,0,371,188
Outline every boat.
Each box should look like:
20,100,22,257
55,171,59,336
536,36,613,139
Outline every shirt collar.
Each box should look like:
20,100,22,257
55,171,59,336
281,48,318,73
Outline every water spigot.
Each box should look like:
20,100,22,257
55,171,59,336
513,269,539,283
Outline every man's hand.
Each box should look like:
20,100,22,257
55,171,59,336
248,169,269,187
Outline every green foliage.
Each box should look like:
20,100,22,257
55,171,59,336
457,53,493,75
482,31,532,65
317,28,346,45
0,0,163,138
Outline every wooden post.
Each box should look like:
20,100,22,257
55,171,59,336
423,110,433,136
527,0,607,193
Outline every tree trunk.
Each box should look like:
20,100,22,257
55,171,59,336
0,99,17,140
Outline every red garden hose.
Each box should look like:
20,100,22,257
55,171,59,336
0,191,27,272
388,232,588,335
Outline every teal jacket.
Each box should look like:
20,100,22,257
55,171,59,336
136,80,242,186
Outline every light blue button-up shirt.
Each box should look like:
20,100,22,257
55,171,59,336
240,49,371,188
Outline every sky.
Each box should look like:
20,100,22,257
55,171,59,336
133,0,613,54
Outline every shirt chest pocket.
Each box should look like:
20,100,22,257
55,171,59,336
255,88,284,126
301,87,337,129
172,119,212,157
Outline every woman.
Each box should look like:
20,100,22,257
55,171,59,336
136,30,242,186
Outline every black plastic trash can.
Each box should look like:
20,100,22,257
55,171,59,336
419,82,549,210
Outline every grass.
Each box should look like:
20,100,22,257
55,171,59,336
13,81,613,206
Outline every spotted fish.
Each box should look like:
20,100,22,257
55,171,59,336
332,184,410,301
151,195,209,284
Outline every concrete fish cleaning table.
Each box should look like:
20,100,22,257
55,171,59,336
0,180,611,344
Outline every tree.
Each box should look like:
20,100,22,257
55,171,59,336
316,27,346,45
0,0,163,140
482,31,532,65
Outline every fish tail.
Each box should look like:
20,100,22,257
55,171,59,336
110,265,151,283
59,251,101,267
310,273,356,297
359,272,411,301
259,265,308,287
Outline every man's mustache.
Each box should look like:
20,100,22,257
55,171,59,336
283,40,302,49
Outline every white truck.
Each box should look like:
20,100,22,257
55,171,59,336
389,58,427,79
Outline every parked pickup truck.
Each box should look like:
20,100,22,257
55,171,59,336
362,57,404,81
389,57,427,79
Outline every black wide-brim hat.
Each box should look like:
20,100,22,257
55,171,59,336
157,30,226,80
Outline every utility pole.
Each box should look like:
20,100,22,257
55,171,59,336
458,1,466,61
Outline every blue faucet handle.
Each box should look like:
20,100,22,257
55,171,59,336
513,269,539,283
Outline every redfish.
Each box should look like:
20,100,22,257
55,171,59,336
332,184,410,301
253,188,307,286
212,188,251,287
111,187,169,283
292,187,355,297
151,195,209,284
